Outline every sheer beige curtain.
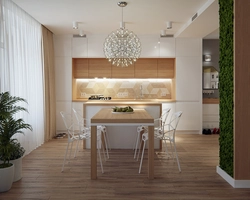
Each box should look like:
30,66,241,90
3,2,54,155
42,26,56,141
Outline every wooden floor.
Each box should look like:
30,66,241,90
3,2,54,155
1,134,250,200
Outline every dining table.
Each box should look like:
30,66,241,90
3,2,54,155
90,108,155,179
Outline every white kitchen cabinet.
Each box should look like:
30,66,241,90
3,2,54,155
173,38,202,134
159,38,176,57
139,35,160,58
162,102,176,124
175,102,202,134
87,35,106,58
72,37,88,57
176,57,202,101
162,101,202,134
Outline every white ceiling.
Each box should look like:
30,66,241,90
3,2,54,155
12,0,219,38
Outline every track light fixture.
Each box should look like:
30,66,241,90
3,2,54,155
73,21,78,29
166,21,172,29
79,30,84,36
161,30,167,36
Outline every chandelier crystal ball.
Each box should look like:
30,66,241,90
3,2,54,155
104,28,141,67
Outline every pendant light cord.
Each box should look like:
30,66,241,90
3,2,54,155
122,7,123,24
121,7,124,29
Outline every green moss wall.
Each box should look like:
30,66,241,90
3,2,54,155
218,0,234,177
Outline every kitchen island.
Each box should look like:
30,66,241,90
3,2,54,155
83,100,163,149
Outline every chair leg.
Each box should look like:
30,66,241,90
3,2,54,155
101,139,107,161
74,139,80,158
173,142,181,172
133,131,137,150
61,142,70,172
104,129,111,151
169,140,174,159
97,147,104,173
139,140,146,173
137,139,143,161
68,141,74,162
103,130,109,159
134,132,140,159
164,140,171,158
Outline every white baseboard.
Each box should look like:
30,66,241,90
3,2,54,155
216,166,250,188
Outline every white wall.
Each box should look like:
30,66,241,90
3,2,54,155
54,35,203,134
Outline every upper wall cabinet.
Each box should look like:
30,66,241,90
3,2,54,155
72,37,88,57
70,35,176,58
157,58,175,78
72,58,175,79
111,64,135,78
72,58,88,78
88,58,111,78
134,58,158,78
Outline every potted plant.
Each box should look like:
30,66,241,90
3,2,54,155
0,91,32,192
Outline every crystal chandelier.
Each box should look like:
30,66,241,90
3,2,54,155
103,2,141,67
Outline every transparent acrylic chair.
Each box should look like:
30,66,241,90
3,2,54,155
60,111,104,173
134,108,171,159
138,110,182,173
72,108,110,160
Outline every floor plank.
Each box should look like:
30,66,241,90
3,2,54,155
1,134,250,200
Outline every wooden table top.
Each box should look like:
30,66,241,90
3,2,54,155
91,108,154,125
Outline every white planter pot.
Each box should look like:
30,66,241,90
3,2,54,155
10,157,23,182
0,163,14,192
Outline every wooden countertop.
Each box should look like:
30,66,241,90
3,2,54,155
74,99,175,104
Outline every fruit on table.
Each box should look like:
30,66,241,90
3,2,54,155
112,106,133,112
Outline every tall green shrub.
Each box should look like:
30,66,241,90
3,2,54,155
218,0,234,177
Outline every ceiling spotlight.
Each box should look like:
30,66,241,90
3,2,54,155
166,21,172,29
79,30,84,36
73,21,78,29
161,30,166,36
